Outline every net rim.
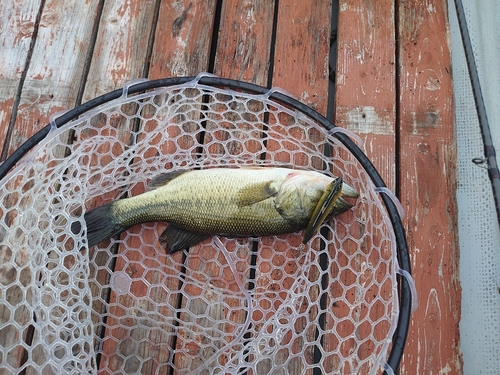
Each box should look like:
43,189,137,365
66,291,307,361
0,73,412,374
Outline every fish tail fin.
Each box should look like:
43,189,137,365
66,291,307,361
71,202,126,247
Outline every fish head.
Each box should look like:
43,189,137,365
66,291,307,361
274,171,326,227
275,170,359,230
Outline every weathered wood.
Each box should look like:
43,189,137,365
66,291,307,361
98,0,218,373
397,0,462,373
0,0,101,372
0,2,44,370
334,2,397,371
42,0,160,371
335,0,396,190
0,1,463,374
214,0,274,83
148,0,218,80
171,0,275,371
81,0,157,103
74,0,190,373
0,1,42,160
149,0,218,371
272,0,331,115
4,0,101,158
255,1,332,373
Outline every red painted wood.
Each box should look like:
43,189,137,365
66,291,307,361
97,1,218,373
397,1,462,373
168,1,275,371
0,1,42,160
3,0,101,159
260,1,332,373
0,1,102,370
0,1,462,373
335,0,397,191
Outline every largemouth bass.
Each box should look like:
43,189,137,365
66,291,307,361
71,167,358,253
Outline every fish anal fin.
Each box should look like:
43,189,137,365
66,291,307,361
148,170,188,190
159,225,210,254
236,181,278,207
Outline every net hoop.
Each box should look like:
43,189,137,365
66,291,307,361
0,74,412,374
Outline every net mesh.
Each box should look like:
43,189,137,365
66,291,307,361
0,79,399,374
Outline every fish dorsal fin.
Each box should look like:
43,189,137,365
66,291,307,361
236,181,278,207
148,170,188,190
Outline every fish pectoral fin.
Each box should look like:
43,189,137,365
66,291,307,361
236,181,278,207
148,170,189,190
159,225,210,254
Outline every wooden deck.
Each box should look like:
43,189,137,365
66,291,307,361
0,0,461,374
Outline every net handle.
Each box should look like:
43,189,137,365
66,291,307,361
0,75,412,374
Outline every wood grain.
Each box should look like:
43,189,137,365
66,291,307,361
397,0,462,373
53,0,162,372
258,1,332,373
0,1,42,160
148,0,218,80
3,0,101,158
0,0,464,373
272,0,331,115
89,0,216,373
81,0,158,102
171,0,275,371
334,2,397,371
96,0,219,372
0,0,102,371
214,0,275,84
0,2,44,370
335,0,396,190
148,1,218,371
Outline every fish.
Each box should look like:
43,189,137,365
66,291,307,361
71,167,359,253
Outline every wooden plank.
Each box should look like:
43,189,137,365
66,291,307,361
65,0,177,373
27,0,156,369
170,1,275,371
335,0,396,190
3,0,101,158
0,2,43,371
334,2,397,372
56,0,160,369
0,1,462,374
98,1,218,373
254,1,331,373
397,1,462,374
0,1,42,160
213,0,274,83
272,0,331,115
81,0,156,102
148,0,218,79
0,1,102,372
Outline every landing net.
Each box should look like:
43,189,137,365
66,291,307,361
0,75,412,374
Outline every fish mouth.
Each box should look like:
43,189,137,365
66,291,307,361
302,178,359,243
341,182,359,199
334,181,359,215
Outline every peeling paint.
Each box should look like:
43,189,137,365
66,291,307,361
344,106,394,135
440,363,452,374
